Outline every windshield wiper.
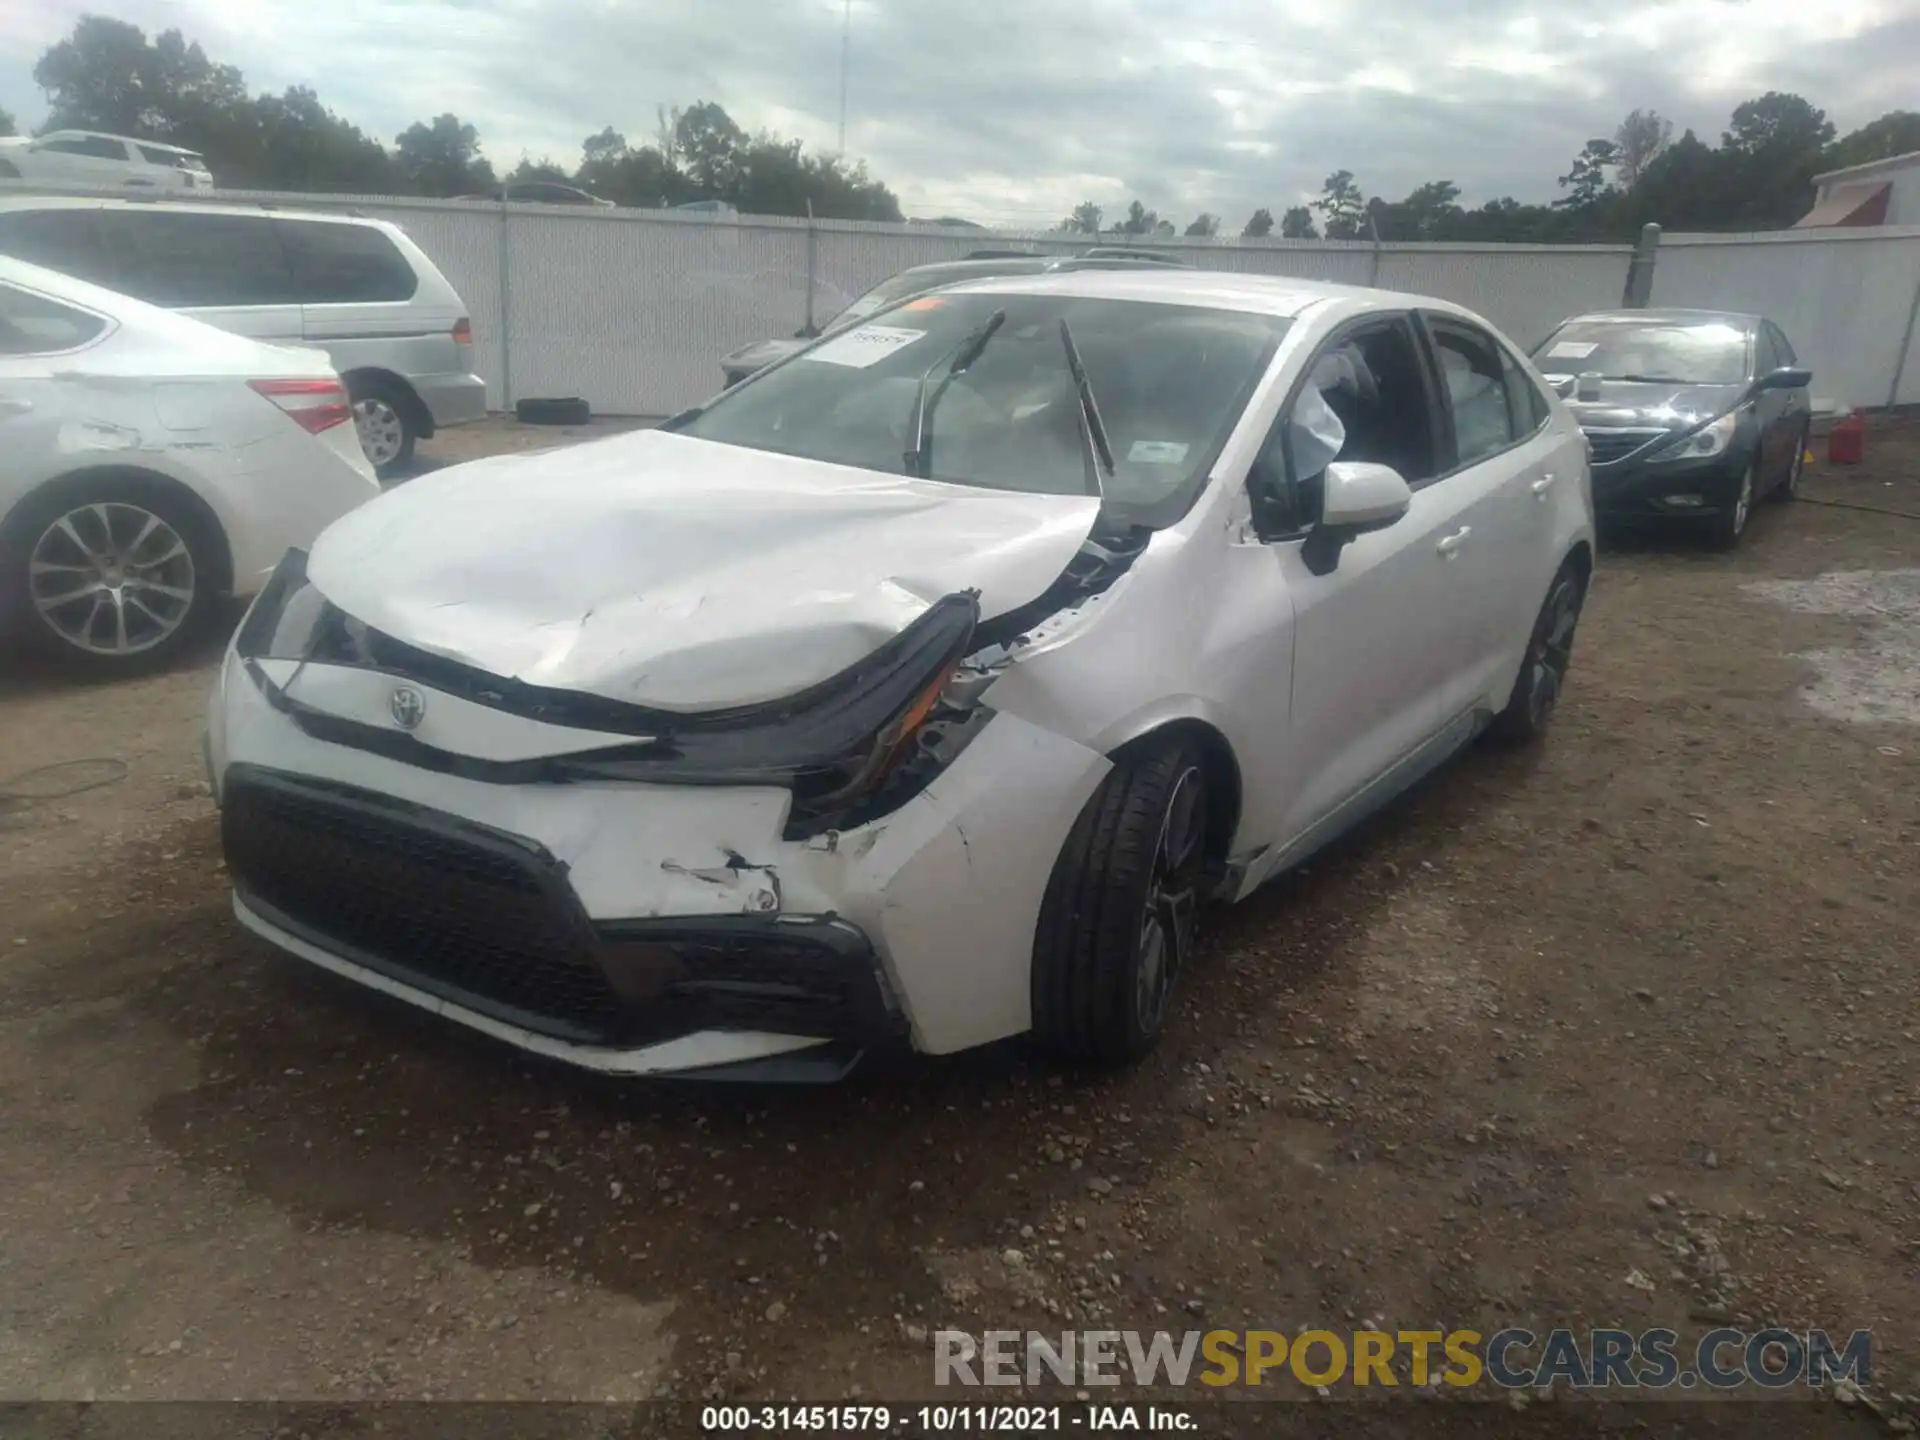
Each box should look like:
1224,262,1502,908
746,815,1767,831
903,309,1006,477
1057,319,1115,495
1607,374,1688,385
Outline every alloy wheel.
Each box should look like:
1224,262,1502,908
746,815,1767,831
1524,576,1582,730
353,397,407,467
1731,466,1753,537
28,502,197,656
1135,765,1206,1034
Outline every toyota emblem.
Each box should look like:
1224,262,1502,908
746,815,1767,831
389,685,427,731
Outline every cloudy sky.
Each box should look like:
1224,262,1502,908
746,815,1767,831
0,0,1912,225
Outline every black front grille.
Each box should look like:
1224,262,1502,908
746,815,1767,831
1584,428,1662,465
223,767,622,1041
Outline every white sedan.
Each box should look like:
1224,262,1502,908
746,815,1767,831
0,256,381,671
208,270,1594,1080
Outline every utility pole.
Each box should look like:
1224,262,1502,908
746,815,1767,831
837,0,851,156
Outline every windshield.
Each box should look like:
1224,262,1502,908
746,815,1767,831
1534,319,1749,386
683,290,1289,523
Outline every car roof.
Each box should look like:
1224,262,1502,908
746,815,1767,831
0,193,397,231
930,266,1484,323
43,129,202,154
1561,307,1761,331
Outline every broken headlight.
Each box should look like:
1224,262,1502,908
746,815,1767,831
559,591,988,837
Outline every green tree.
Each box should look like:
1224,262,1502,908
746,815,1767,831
1184,213,1218,237
1555,139,1619,211
1613,108,1672,190
233,85,396,192
1721,93,1837,228
506,156,571,185
671,100,747,195
35,17,247,140
1120,199,1159,235
395,113,494,196
1069,200,1103,234
1279,205,1315,239
0,103,14,138
1824,110,1920,171
1242,207,1274,238
1313,170,1366,239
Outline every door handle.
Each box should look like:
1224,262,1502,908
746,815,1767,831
1436,526,1471,557
1530,473,1555,497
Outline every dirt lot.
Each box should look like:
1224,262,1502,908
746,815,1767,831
1,415,1916,1426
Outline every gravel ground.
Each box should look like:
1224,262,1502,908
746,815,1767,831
1,415,1916,1426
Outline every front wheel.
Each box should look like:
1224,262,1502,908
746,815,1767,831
1031,736,1209,1064
1708,460,1756,550
1487,562,1586,747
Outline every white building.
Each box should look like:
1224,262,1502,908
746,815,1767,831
1798,150,1920,227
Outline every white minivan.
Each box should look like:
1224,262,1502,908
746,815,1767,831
0,197,486,475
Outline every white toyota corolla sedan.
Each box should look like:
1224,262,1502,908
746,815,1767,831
208,270,1594,1080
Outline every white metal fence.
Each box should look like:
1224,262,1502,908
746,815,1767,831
9,181,1920,414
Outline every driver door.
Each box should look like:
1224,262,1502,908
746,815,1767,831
1241,314,1481,879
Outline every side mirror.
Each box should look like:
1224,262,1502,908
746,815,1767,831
1303,461,1413,576
1752,365,1812,394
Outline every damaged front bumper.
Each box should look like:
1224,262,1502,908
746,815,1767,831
209,645,1111,1075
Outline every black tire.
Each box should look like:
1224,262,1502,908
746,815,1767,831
1707,458,1757,550
1031,735,1209,1064
1770,425,1809,503
515,397,592,426
1487,561,1586,747
346,376,419,477
1,474,223,675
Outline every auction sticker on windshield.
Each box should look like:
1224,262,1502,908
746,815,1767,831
1547,341,1599,359
805,324,928,368
1129,440,1190,465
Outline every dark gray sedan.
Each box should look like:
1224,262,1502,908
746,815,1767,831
1532,308,1812,549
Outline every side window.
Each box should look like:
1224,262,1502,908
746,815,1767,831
47,136,130,161
96,211,297,308
1768,324,1797,366
1752,326,1779,376
0,210,113,287
1248,318,1438,536
0,284,110,356
1498,342,1551,435
1428,320,1518,468
278,220,418,303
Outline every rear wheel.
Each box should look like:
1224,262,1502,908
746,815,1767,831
2,477,220,673
348,377,418,476
1487,562,1585,747
1032,736,1209,1064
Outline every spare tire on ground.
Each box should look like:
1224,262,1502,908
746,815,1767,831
515,397,591,426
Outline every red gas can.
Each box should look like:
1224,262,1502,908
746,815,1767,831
1828,413,1866,465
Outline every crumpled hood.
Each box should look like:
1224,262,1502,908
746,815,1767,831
306,429,1101,711
1554,379,1744,433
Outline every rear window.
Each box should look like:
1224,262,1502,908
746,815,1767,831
96,210,298,307
278,219,418,303
0,209,114,288
43,136,129,160
0,283,110,356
